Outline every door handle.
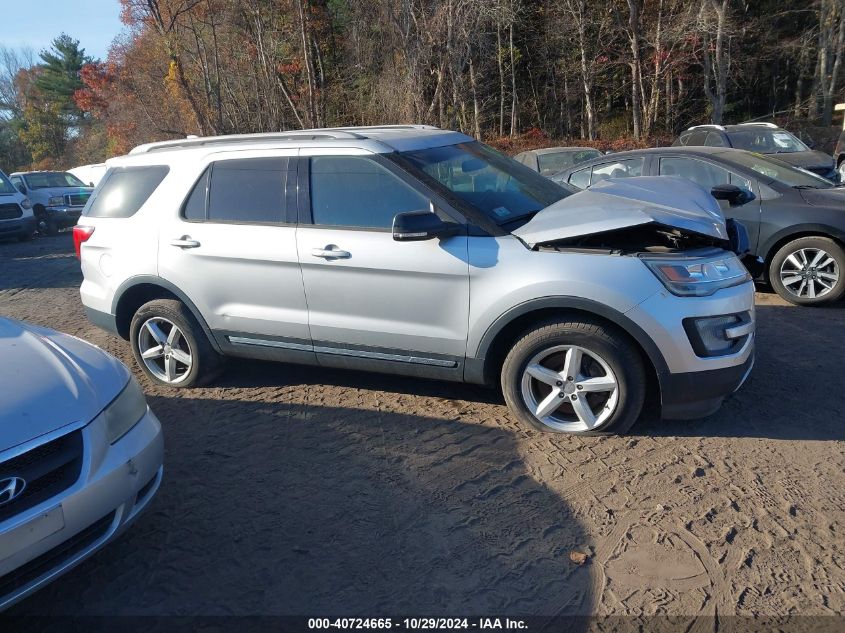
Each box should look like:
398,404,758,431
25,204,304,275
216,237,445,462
171,236,201,249
311,245,351,259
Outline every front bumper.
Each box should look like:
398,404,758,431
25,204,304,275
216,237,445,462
0,407,163,610
624,280,755,420
660,353,754,419
45,206,83,229
0,217,35,238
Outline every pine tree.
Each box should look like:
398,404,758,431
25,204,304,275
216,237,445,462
34,33,92,121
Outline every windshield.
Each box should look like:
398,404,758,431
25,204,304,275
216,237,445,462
23,172,88,189
398,142,570,224
721,151,834,188
728,129,809,153
0,171,16,195
537,149,602,176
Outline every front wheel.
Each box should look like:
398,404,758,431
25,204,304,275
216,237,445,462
501,319,647,435
130,299,223,387
769,236,845,306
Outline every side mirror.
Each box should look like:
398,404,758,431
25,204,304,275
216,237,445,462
711,184,755,207
393,210,461,242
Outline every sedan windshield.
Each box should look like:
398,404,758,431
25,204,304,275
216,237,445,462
721,151,834,189
728,129,809,154
398,142,570,224
537,149,602,176
23,172,87,189
0,172,16,195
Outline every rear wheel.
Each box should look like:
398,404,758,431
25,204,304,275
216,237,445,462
838,159,845,183
501,319,647,435
770,236,845,306
130,299,223,387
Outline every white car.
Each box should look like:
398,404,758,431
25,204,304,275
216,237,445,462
0,318,163,608
68,163,108,188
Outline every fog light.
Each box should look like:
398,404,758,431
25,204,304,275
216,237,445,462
684,314,750,357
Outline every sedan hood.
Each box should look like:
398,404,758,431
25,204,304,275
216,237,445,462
0,318,129,453
771,150,834,171
798,186,845,207
513,176,728,248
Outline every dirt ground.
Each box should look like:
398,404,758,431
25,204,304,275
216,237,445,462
1,234,844,621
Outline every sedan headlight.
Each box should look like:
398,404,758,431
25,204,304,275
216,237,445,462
20,197,32,210
48,196,65,207
642,252,750,297
101,376,148,444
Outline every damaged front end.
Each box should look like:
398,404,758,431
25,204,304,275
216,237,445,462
513,176,763,279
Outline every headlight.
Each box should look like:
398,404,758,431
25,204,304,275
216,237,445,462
642,252,750,297
48,196,65,206
101,376,148,444
20,197,32,210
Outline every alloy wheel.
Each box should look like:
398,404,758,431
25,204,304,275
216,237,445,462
778,247,840,300
519,344,619,433
137,317,193,384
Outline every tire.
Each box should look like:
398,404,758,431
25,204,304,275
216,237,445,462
838,159,845,183
33,206,57,236
130,299,223,387
769,236,845,306
501,319,647,435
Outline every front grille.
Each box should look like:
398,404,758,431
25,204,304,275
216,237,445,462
0,511,115,599
64,193,90,207
0,430,83,523
0,203,22,220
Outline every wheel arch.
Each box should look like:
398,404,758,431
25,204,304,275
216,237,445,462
112,276,221,352
760,225,845,282
468,297,668,404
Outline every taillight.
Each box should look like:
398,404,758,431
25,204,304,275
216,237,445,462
73,225,95,259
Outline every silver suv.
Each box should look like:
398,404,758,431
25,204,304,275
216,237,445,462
76,126,755,435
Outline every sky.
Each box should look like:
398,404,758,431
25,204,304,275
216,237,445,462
0,0,124,61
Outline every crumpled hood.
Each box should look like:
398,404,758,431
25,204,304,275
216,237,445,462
798,186,845,207
0,318,129,453
513,176,728,248
771,150,834,171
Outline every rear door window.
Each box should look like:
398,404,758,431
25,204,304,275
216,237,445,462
183,157,291,224
84,166,169,218
704,132,727,147
568,168,591,189
590,159,644,185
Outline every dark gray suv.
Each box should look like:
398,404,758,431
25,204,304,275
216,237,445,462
674,123,838,182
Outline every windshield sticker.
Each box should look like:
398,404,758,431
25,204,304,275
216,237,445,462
492,206,511,218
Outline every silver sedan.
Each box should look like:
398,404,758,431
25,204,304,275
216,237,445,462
0,317,163,609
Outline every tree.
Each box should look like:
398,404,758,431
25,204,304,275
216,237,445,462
34,34,92,122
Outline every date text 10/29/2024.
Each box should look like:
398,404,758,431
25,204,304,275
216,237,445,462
307,618,528,630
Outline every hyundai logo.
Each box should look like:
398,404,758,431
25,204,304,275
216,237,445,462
0,477,26,506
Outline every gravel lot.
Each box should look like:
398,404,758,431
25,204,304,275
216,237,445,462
2,234,844,619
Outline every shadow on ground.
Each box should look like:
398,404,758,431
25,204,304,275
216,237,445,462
0,234,78,291
12,400,594,619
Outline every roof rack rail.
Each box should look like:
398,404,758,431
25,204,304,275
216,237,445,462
741,121,778,128
687,124,726,131
129,130,368,155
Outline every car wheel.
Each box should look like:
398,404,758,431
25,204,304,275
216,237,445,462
501,319,646,435
838,160,845,183
130,299,223,387
33,206,57,236
770,236,845,306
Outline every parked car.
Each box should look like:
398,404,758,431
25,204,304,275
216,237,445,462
9,171,94,235
674,123,839,182
68,163,108,188
513,146,602,176
0,317,163,609
553,146,845,305
0,170,35,242
76,126,754,435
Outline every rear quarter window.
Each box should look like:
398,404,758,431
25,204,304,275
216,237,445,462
84,166,169,218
